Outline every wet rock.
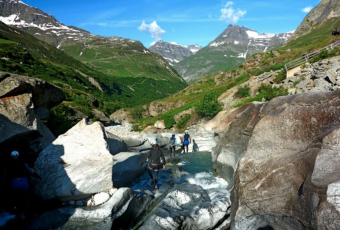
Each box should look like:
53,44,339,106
29,188,133,230
138,184,230,230
113,194,153,228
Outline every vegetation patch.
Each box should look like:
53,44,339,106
274,69,286,83
46,103,76,137
175,114,192,131
235,84,250,98
196,91,222,119
232,84,288,108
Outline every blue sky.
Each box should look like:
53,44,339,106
23,0,321,48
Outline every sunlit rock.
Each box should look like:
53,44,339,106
33,119,114,200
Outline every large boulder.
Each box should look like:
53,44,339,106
213,91,340,230
112,152,147,188
33,119,114,201
0,72,64,150
109,109,131,125
92,109,111,126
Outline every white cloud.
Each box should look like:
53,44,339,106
220,1,246,24
302,6,312,13
225,1,233,8
138,21,165,41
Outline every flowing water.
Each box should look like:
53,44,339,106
113,151,230,229
131,151,228,192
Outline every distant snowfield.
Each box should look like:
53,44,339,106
0,14,80,33
246,30,276,39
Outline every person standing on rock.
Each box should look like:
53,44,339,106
146,141,166,189
182,130,191,153
5,151,35,220
168,133,177,157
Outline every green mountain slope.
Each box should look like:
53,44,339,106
0,22,108,98
0,0,188,106
174,25,293,84
173,46,244,85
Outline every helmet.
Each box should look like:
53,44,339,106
11,151,19,158
185,130,188,133
152,141,157,145
172,133,175,136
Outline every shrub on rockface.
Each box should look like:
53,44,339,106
235,84,250,98
130,106,146,120
196,91,222,119
258,84,288,101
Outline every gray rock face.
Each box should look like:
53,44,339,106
292,0,340,39
33,119,114,201
0,72,64,150
211,103,263,190
112,152,147,188
149,40,201,66
138,184,231,230
212,91,340,230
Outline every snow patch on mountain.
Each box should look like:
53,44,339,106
0,14,81,34
187,44,201,53
169,42,187,48
209,41,226,47
246,30,276,39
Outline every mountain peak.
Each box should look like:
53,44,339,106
149,40,202,66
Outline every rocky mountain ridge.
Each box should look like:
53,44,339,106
149,40,202,66
174,25,294,84
0,0,92,46
292,0,340,39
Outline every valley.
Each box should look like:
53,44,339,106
1,0,340,229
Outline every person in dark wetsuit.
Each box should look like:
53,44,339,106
168,133,177,157
146,141,166,189
5,151,34,219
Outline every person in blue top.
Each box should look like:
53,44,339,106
183,130,191,153
168,133,177,157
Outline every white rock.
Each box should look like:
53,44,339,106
92,192,110,206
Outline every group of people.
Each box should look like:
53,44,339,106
168,130,191,156
145,131,193,190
